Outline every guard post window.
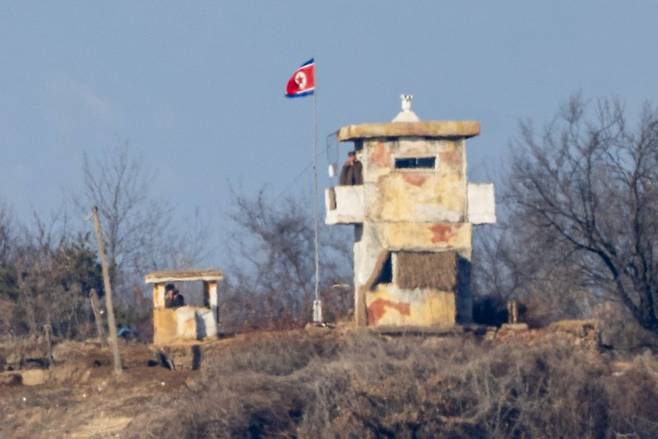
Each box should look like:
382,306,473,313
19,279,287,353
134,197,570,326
394,156,436,169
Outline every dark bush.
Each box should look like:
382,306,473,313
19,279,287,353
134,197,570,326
472,294,509,326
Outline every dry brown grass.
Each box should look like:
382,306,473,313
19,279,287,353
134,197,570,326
396,251,457,290
126,330,658,439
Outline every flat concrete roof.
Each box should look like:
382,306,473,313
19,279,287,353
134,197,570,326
337,121,480,142
145,269,223,284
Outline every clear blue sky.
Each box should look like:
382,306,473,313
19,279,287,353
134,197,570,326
1,1,657,263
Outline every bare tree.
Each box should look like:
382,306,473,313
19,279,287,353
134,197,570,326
158,207,214,269
505,96,658,332
81,146,168,295
223,188,352,330
80,145,215,314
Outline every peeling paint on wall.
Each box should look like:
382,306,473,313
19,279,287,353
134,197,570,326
367,298,411,325
371,141,391,167
402,173,428,186
366,284,456,327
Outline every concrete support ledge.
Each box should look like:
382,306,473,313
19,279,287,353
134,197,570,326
325,186,365,224
373,325,465,336
372,324,493,337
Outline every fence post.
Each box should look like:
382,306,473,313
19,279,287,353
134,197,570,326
89,288,107,347
43,324,53,367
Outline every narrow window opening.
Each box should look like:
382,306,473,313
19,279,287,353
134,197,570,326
395,156,436,169
376,253,393,284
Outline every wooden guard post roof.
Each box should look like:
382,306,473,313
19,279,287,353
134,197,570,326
144,269,223,284
337,120,480,142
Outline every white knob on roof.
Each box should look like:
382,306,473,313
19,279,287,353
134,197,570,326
401,94,413,111
393,94,420,122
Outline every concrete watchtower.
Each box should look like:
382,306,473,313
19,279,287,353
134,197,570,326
325,96,495,328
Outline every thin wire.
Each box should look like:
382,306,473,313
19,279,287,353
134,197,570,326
325,130,338,162
272,132,339,204
272,161,314,203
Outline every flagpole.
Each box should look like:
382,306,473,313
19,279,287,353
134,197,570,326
311,62,322,324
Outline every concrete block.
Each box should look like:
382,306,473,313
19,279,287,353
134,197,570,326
195,308,217,339
21,369,48,386
468,183,496,224
325,186,365,224
175,307,198,339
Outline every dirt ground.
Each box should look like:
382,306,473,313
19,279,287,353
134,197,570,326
0,339,228,438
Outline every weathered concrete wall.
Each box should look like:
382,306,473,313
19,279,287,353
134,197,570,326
360,139,466,224
378,222,471,251
153,306,217,345
366,284,456,327
175,307,198,340
329,115,493,329
354,246,471,325
153,308,178,345
347,137,473,328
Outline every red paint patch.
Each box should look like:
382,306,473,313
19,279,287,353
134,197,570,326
402,173,428,186
439,150,462,167
430,224,457,243
371,142,391,167
367,299,411,325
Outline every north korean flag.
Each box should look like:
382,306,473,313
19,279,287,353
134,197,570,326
285,58,315,98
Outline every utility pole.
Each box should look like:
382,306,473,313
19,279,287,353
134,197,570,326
91,206,122,375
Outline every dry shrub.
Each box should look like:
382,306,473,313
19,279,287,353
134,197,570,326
595,303,658,351
129,331,658,438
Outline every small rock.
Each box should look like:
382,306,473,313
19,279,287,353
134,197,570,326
21,369,48,386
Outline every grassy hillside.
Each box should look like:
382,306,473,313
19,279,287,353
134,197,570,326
133,329,658,438
2,328,658,438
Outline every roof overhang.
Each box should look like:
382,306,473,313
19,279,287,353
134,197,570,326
144,269,223,284
337,121,480,142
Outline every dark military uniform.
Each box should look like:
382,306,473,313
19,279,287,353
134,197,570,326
166,293,185,308
339,160,363,185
